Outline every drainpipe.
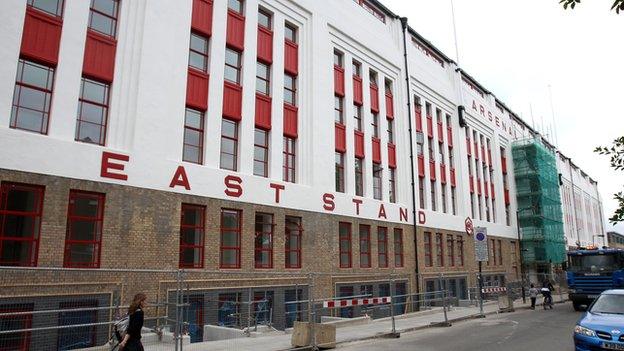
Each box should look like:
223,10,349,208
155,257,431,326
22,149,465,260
399,17,421,302
568,163,581,246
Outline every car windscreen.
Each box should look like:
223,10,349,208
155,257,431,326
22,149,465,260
589,294,624,314
569,254,618,272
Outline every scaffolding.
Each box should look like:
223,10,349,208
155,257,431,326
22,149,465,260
512,138,566,268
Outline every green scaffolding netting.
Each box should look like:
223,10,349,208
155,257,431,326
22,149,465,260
512,138,566,264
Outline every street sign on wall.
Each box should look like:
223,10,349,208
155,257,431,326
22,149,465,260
465,217,474,236
474,226,489,262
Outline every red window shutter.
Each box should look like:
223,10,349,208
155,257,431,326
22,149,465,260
437,121,443,141
388,143,396,168
20,7,62,66
469,175,474,193
284,40,298,75
450,168,456,187
502,156,507,174
191,0,213,36
354,131,365,159
504,189,510,205
83,30,117,83
447,127,453,147
370,84,379,113
257,26,273,63
427,116,433,138
418,155,425,177
222,81,242,120
353,76,363,105
283,104,298,138
372,137,381,164
385,93,394,119
491,183,495,199
186,68,209,110
466,138,471,156
335,123,346,152
416,108,423,132
429,161,436,181
334,66,345,97
226,10,245,50
440,164,446,184
255,93,271,129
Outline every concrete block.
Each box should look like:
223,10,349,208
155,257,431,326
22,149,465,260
291,321,336,349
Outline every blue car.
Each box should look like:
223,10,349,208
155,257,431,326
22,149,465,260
574,289,624,351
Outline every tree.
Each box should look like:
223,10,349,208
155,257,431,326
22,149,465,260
559,0,624,13
595,136,624,225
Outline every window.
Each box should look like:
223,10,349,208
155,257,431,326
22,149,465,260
285,288,303,327
446,234,454,266
254,213,273,268
334,96,344,124
283,137,296,183
220,119,238,171
497,239,503,265
448,146,454,168
394,228,403,267
439,143,445,164
228,0,243,14
89,0,120,38
256,61,270,95
384,79,392,95
355,158,364,197
418,178,425,209
353,104,362,131
220,209,241,268
285,216,302,268
64,191,105,268
428,138,434,160
28,0,64,17
284,73,297,105
457,236,464,266
339,222,352,268
371,113,379,138
489,239,496,265
218,292,241,327
441,184,447,213
0,183,44,266
369,70,378,86
352,60,361,77
75,77,110,145
179,204,205,268
389,168,396,203
333,50,343,67
424,232,432,267
416,132,424,156
57,301,97,349
373,164,382,200
378,227,388,268
359,225,371,268
0,304,33,350
435,233,444,267
224,48,242,84
253,129,269,177
430,180,436,211
451,187,457,215
387,119,394,143
10,59,55,134
258,8,272,29
183,108,205,164
285,22,297,43
335,152,345,193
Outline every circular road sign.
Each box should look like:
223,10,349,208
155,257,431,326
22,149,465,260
465,217,474,236
475,231,486,241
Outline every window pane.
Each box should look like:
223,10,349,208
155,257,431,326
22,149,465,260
258,10,271,28
189,52,207,71
1,241,33,264
222,249,238,266
92,0,116,16
224,66,238,83
225,49,240,66
5,188,40,212
72,196,99,217
29,0,63,16
76,121,103,144
2,215,39,238
285,24,296,42
21,61,52,89
79,102,106,124
185,109,203,129
90,11,114,36
227,0,242,13
82,79,108,104
222,120,237,138
67,243,96,264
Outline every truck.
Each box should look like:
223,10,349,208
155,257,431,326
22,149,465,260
566,248,624,311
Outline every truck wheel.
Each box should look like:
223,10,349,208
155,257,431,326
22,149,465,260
573,303,582,311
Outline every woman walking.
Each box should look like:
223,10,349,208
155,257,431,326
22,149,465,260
120,293,146,351
528,284,539,309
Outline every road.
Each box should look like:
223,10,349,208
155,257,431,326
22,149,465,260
338,302,580,351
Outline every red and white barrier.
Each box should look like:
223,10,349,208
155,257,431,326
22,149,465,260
323,296,391,308
481,286,507,293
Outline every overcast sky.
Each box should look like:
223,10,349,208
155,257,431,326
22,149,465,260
381,0,624,233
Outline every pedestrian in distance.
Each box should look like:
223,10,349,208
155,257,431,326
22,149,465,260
120,293,146,351
541,281,553,310
528,284,539,310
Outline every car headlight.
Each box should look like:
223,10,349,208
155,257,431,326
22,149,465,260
574,325,596,337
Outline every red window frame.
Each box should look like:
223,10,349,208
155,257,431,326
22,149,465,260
183,107,205,164
446,234,454,267
220,119,238,171
339,222,352,268
355,158,364,197
75,77,110,146
10,59,55,135
0,182,44,267
189,32,210,73
253,128,269,177
457,235,464,266
424,232,432,267
285,216,302,269
0,303,34,350
359,224,371,268
88,0,120,38
335,152,345,193
224,47,242,84
283,136,296,183
254,212,274,269
394,228,403,268
389,168,396,203
28,0,64,17
377,227,388,268
220,208,241,269
179,204,205,269
435,233,444,267
63,190,105,268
